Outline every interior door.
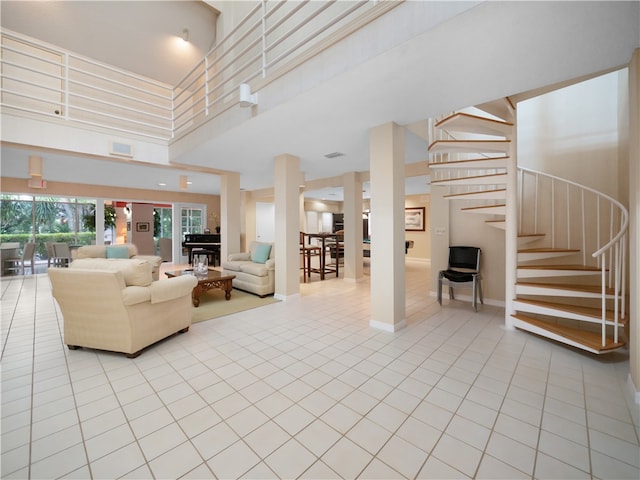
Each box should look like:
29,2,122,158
255,202,275,242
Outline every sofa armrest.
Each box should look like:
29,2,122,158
265,258,275,270
122,286,152,306
134,254,162,267
149,276,197,304
228,252,251,261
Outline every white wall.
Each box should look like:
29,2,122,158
518,71,621,198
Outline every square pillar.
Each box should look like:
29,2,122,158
274,154,301,299
369,122,406,332
343,171,363,281
221,172,241,262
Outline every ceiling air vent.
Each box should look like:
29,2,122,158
324,152,344,159
110,141,134,158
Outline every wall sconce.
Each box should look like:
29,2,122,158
239,83,258,108
28,155,43,177
180,175,188,190
124,206,131,215
182,28,189,42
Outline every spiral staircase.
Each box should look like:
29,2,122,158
428,98,629,354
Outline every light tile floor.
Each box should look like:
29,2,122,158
1,259,639,479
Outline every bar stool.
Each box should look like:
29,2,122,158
300,232,321,282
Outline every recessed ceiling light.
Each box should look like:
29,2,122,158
324,152,344,159
158,182,167,186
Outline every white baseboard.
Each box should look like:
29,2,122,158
274,292,300,301
370,318,407,332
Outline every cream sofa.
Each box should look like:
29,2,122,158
49,258,197,358
222,241,275,297
72,244,163,280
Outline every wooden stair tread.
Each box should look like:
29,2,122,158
518,264,600,271
444,188,506,198
428,156,510,168
429,139,511,147
435,112,514,128
514,298,626,324
512,314,625,352
517,281,616,295
518,248,579,253
518,233,545,239
434,113,513,136
428,139,511,154
432,173,507,184
462,204,506,211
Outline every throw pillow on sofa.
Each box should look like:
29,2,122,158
106,245,130,259
251,244,271,264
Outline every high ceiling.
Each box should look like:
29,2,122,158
1,1,638,200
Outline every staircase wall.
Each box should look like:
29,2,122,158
628,48,640,401
518,70,627,263
519,71,623,202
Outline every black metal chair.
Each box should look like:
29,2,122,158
438,246,483,312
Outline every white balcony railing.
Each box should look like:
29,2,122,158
1,0,398,142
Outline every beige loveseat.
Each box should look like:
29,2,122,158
49,258,197,358
222,241,274,297
72,244,163,280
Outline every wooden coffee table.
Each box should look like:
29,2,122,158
165,269,236,307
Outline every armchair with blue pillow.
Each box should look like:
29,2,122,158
222,241,274,297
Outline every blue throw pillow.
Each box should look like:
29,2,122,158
251,244,271,264
106,245,129,259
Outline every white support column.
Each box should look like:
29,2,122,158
343,171,363,281
628,48,639,403
221,173,241,262
505,108,518,329
369,122,406,332
274,154,301,299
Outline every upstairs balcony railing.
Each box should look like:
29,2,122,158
0,0,398,142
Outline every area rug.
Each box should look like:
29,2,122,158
191,288,279,324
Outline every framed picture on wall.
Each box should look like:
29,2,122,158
405,207,425,231
136,222,150,232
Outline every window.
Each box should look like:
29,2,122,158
154,206,172,238
181,207,203,239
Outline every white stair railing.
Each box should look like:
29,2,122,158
518,166,628,346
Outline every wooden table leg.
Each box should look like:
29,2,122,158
192,285,203,307
223,279,232,300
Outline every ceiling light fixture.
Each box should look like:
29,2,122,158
182,28,189,42
239,83,258,108
324,152,344,159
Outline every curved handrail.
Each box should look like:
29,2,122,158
518,166,628,258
